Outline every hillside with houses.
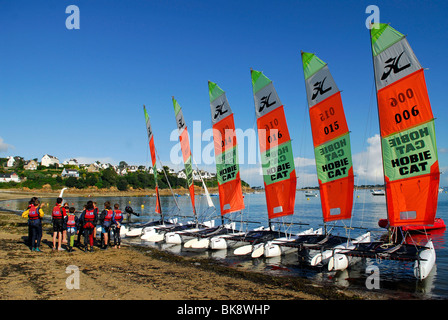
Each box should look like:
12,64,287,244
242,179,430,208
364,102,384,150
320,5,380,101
0,154,237,192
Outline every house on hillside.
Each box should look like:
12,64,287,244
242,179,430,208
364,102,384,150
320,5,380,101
0,173,21,183
24,160,38,171
87,164,100,173
177,171,187,179
41,154,60,167
6,156,15,167
62,168,80,178
63,159,79,166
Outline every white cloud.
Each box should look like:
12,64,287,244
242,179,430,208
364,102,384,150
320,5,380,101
294,156,315,168
352,134,384,185
0,137,14,153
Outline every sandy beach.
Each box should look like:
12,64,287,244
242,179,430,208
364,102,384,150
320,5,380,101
0,189,389,302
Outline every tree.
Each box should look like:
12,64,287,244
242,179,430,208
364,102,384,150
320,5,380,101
117,177,128,191
118,161,128,169
101,167,117,186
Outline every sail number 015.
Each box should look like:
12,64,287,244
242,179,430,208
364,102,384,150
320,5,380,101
389,88,420,124
320,107,340,135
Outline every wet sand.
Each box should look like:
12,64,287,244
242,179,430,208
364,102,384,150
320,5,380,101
0,189,388,301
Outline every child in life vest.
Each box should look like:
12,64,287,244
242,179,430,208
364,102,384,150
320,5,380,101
99,201,114,250
64,207,79,252
112,203,123,249
80,201,98,252
51,197,65,251
22,198,45,252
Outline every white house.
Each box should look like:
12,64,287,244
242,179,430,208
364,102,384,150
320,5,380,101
0,173,21,183
63,159,79,166
61,168,80,178
41,154,60,167
6,156,15,167
177,171,187,179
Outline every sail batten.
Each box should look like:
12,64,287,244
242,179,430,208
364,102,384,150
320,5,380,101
208,81,245,216
251,70,297,220
371,23,440,227
301,52,354,223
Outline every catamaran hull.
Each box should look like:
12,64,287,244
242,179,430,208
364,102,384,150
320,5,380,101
264,228,319,258
414,240,436,281
310,232,371,267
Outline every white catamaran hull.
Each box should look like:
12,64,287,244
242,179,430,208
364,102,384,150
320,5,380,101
264,228,320,258
210,226,268,251
164,220,216,245
183,223,237,249
414,240,436,281
328,238,435,281
310,232,371,267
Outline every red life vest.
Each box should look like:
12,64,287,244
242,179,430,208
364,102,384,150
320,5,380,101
52,205,63,219
114,210,123,221
28,205,40,220
104,209,114,222
67,215,76,228
84,209,96,228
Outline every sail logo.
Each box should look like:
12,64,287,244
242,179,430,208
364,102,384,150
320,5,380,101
312,77,332,100
258,92,276,113
178,117,185,130
213,102,228,120
381,52,411,80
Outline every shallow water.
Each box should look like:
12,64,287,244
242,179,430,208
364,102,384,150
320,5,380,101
2,189,447,299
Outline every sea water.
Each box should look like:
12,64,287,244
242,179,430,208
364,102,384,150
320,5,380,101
2,189,447,299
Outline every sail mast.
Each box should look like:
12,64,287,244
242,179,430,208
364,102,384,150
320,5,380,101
143,105,163,221
208,81,245,224
250,69,297,228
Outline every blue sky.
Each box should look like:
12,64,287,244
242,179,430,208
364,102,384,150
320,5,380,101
1,0,447,187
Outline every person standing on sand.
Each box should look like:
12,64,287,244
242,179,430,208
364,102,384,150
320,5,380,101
112,203,123,249
22,198,45,252
76,204,86,247
63,207,79,252
51,198,65,251
93,201,99,243
62,202,70,244
99,201,114,250
79,200,98,252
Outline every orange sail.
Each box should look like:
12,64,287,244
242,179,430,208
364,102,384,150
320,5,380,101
143,105,161,214
370,24,440,227
208,81,245,215
172,97,196,215
301,52,354,223
251,70,297,220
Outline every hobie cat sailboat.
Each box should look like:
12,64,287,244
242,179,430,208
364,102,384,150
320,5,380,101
126,105,179,237
182,81,248,250
329,23,440,280
162,97,216,244
232,69,301,257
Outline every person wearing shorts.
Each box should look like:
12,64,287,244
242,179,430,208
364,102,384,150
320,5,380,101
52,197,65,251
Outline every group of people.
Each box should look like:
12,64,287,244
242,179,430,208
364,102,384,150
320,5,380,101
22,197,124,252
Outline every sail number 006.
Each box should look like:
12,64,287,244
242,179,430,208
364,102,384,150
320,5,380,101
389,88,420,124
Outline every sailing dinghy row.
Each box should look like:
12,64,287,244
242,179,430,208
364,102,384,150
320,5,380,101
126,23,443,281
